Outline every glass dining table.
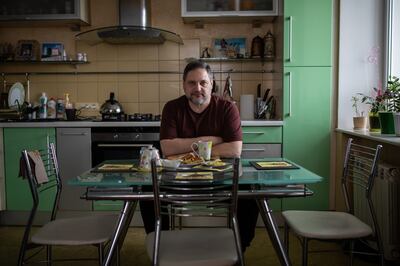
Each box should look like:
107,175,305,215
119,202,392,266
68,158,323,266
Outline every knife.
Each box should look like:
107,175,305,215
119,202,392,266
265,95,274,106
257,84,261,98
262,88,270,102
212,74,217,94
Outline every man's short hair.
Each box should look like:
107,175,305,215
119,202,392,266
183,60,212,81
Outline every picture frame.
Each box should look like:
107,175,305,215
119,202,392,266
41,42,64,61
213,38,246,58
15,40,39,61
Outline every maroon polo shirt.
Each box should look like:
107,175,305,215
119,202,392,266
160,95,242,142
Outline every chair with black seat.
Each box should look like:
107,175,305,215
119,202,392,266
146,157,244,266
18,143,118,266
282,138,385,266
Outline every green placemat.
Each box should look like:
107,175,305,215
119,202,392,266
91,163,138,173
249,160,299,170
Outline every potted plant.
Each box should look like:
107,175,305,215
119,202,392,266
351,95,367,130
378,76,400,134
358,87,385,132
387,76,400,136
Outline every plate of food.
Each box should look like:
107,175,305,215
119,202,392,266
171,152,204,166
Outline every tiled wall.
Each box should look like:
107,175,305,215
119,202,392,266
0,0,282,119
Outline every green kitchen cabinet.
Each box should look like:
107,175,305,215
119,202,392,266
282,0,333,211
242,126,283,212
284,0,332,66
93,200,123,211
283,67,332,210
242,126,282,143
4,128,56,211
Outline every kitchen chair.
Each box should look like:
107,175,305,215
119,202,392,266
282,138,384,266
146,158,244,266
18,143,118,266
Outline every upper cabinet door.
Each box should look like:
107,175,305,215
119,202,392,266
284,0,333,66
182,0,278,23
0,0,90,25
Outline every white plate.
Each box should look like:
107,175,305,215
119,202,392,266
8,82,25,109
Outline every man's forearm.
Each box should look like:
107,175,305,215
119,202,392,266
161,136,223,157
212,141,242,158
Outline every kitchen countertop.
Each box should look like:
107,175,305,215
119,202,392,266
0,120,283,128
336,128,400,147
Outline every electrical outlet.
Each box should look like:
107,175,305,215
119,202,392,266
75,102,100,110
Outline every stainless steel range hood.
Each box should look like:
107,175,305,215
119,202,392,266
76,0,183,45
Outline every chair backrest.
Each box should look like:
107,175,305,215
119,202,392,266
341,138,382,233
151,157,240,224
21,143,62,222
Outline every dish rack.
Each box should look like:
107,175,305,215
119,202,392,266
0,73,30,119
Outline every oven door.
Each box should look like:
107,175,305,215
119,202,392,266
91,141,161,166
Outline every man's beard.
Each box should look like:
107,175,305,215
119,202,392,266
187,93,208,105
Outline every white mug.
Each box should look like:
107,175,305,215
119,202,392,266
191,141,212,161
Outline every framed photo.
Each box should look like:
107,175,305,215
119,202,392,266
213,38,246,58
41,42,64,61
15,40,39,61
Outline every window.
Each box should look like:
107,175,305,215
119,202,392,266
387,0,400,78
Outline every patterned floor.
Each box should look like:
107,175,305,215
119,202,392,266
0,226,381,265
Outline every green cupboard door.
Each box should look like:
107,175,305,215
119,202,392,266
4,128,56,211
284,0,332,66
283,67,332,210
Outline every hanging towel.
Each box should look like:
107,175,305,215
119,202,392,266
19,150,49,184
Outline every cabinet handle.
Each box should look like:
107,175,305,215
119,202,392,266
243,132,265,135
61,132,88,136
287,71,292,117
97,144,153,148
242,148,266,152
286,16,293,62
46,134,50,171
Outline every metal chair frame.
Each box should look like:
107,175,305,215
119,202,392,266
284,138,385,266
150,157,244,266
18,143,110,266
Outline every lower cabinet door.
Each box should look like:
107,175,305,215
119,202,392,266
56,128,92,211
241,144,281,158
93,200,124,211
283,67,332,210
4,128,56,211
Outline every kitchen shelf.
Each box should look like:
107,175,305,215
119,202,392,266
197,57,275,62
0,69,275,76
1,60,89,65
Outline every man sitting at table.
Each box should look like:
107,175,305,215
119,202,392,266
139,60,259,252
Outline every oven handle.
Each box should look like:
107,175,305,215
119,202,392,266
97,144,154,148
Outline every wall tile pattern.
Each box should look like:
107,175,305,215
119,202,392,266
0,0,282,119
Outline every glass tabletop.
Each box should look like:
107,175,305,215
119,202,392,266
68,158,323,187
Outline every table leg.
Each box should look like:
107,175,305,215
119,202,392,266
104,200,137,266
256,198,291,266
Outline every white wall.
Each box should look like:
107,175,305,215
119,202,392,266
338,0,385,129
